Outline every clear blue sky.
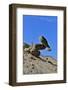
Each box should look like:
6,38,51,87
23,15,57,60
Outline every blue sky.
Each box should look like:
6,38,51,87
23,15,57,60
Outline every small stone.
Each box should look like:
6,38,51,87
27,66,28,68
32,67,34,69
30,71,32,72
46,58,48,60
32,64,34,66
31,57,36,60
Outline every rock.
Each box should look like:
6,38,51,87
23,51,57,74
30,50,40,57
23,42,57,74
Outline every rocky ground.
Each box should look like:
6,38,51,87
23,50,57,75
